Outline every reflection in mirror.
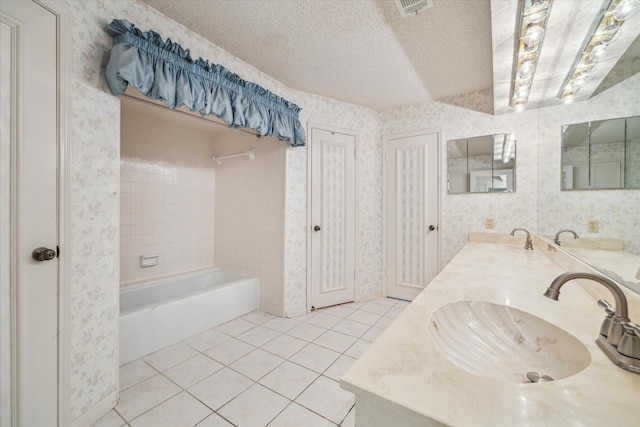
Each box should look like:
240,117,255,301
447,134,516,194
561,115,640,190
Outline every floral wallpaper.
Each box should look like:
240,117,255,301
57,0,640,422
380,101,539,265
537,72,640,256
61,0,299,420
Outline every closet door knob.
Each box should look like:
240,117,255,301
428,225,436,231
32,247,56,261
314,225,321,231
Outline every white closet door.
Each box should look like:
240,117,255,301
310,128,356,309
1,1,60,425
384,131,439,301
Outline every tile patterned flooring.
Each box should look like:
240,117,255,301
93,298,409,427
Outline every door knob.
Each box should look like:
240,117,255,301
428,225,436,231
32,247,56,262
314,225,321,231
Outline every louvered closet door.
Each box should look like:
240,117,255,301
310,128,356,309
385,131,439,301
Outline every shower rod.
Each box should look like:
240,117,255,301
121,92,261,138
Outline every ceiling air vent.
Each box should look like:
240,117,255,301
394,0,434,18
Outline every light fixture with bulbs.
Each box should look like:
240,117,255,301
558,0,640,103
510,0,553,112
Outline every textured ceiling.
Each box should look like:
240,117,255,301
143,0,639,114
143,0,493,111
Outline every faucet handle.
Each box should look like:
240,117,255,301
618,322,640,360
597,299,615,317
622,322,640,338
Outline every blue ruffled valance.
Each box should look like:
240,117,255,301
105,19,305,146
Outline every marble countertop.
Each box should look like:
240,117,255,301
340,241,640,426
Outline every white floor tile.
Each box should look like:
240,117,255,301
119,359,157,391
115,374,181,421
331,319,371,338
183,329,230,352
259,361,319,400
229,348,285,381
313,330,357,353
242,310,279,325
361,326,385,342
289,343,340,374
163,354,224,389
292,311,317,322
295,376,354,424
129,391,211,427
345,339,371,358
340,406,355,427
385,306,405,318
236,325,281,347
218,384,290,427
188,368,254,410
216,318,256,336
342,301,365,309
196,413,234,427
142,343,199,372
268,402,335,427
262,317,302,333
359,301,391,316
304,313,342,329
323,355,356,382
320,305,355,318
286,322,327,342
346,310,382,326
204,338,255,365
261,334,308,359
372,297,397,307
374,316,395,329
91,409,125,427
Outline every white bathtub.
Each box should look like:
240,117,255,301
119,269,259,365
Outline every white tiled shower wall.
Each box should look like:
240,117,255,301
214,132,287,316
119,159,215,283
120,99,217,284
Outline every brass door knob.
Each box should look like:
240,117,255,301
32,247,56,261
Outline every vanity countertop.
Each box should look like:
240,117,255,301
340,242,640,426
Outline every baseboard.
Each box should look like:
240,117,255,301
285,305,307,318
71,389,117,427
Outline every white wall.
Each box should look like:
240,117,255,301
537,73,640,254
380,103,539,265
58,0,640,421
214,133,287,316
120,98,217,284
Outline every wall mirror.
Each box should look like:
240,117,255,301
561,115,640,190
447,134,516,194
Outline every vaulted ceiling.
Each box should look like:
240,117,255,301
144,0,640,115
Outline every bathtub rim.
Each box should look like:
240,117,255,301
120,267,256,316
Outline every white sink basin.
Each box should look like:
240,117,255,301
428,300,591,383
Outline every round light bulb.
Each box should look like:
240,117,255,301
613,0,640,21
572,75,588,89
522,25,545,46
526,0,550,23
518,61,535,80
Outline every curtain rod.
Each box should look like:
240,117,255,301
121,93,261,138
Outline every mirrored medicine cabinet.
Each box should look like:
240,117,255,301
447,134,516,194
561,115,640,190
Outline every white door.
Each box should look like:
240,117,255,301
309,127,356,309
0,1,60,425
384,131,439,301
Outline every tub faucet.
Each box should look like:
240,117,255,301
510,228,533,250
543,272,640,374
554,229,578,246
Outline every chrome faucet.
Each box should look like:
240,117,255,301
554,229,579,246
510,228,533,250
544,272,640,374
